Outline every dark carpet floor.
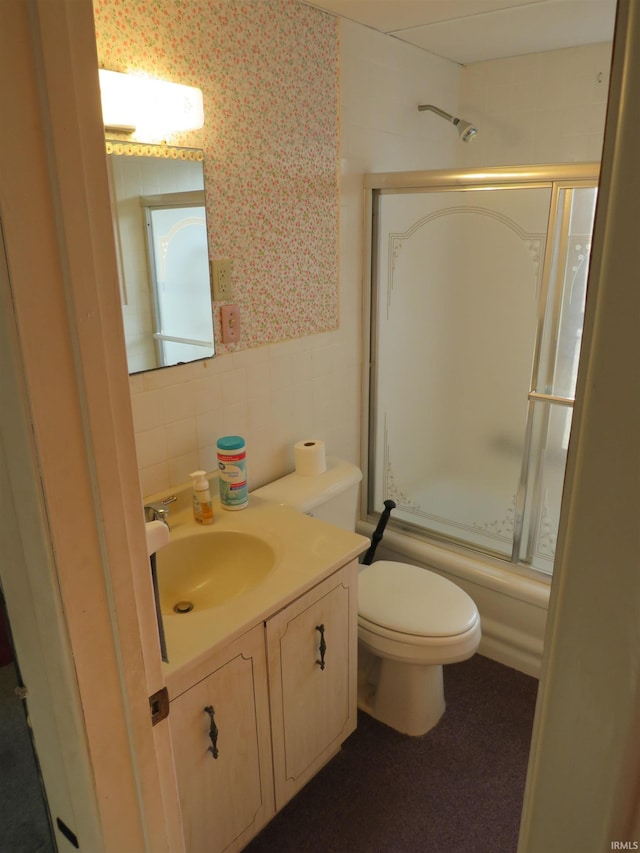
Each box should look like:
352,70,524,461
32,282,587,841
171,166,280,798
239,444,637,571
0,663,54,853
245,655,539,853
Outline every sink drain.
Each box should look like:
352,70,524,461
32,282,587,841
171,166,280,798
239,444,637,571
173,601,194,614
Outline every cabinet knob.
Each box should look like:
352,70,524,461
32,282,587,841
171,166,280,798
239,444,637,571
315,624,327,671
204,705,219,759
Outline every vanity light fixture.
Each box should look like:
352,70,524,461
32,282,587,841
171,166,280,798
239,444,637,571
98,69,204,135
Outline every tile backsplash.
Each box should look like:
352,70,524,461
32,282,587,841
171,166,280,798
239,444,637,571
130,331,361,496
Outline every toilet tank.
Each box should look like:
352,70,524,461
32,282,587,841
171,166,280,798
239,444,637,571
252,457,362,532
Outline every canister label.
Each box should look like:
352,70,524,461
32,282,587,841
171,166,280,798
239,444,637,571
217,449,248,509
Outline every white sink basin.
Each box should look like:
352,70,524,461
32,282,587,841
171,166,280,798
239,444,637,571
156,530,277,613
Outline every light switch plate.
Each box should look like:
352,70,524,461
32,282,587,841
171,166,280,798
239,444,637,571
220,304,240,344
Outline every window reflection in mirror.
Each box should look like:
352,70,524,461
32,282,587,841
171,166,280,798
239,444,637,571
106,141,215,374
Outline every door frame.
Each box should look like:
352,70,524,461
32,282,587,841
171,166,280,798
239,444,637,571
0,1,182,849
519,0,640,848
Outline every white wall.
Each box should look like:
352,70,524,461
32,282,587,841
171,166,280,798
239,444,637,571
458,42,612,167
340,20,460,175
130,18,460,498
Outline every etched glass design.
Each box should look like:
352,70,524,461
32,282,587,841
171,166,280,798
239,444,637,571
370,179,597,574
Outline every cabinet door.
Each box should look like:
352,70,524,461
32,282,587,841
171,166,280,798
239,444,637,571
169,625,274,853
267,561,358,809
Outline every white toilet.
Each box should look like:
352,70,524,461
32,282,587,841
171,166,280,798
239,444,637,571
253,457,481,736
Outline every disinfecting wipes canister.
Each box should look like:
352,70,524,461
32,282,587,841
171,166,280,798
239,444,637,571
217,435,248,510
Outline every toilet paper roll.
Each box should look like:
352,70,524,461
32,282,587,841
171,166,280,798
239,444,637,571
294,440,327,476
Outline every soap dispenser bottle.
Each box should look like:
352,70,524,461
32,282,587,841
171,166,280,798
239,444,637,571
190,471,214,525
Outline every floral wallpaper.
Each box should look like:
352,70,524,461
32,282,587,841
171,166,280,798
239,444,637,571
94,0,340,351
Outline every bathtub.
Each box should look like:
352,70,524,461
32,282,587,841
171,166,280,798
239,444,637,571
356,519,550,678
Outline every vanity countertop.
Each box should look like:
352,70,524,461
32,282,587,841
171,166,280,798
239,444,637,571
153,491,369,689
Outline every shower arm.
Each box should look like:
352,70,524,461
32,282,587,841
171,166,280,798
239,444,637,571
417,104,478,142
418,104,457,124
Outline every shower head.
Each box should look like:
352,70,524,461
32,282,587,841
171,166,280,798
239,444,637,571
455,119,478,143
418,104,478,142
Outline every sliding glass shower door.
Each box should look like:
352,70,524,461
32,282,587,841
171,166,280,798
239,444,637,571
367,166,598,574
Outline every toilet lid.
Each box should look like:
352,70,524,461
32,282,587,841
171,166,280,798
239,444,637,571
358,561,479,638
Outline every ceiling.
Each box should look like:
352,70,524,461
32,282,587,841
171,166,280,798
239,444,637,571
303,0,617,64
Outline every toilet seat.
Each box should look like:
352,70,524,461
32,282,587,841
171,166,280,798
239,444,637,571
358,560,479,637
358,561,481,665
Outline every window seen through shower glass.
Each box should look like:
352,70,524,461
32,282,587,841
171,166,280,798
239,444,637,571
145,204,213,368
369,178,597,574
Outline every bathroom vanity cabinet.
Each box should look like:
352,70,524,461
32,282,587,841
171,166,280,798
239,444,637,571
168,623,274,852
267,561,357,810
167,559,358,853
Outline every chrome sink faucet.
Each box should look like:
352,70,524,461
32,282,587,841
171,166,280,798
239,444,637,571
144,495,177,528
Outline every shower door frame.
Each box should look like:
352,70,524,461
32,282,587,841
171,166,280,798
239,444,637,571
361,162,599,575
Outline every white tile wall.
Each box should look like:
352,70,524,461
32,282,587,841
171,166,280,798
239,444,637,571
457,42,612,168
130,332,361,496
340,21,460,176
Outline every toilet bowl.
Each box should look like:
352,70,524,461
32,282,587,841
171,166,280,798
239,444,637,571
357,561,481,736
252,457,481,737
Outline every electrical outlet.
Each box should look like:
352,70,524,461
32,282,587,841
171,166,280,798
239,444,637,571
220,303,241,344
211,258,233,301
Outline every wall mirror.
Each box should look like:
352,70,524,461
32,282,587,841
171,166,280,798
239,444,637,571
106,141,215,374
